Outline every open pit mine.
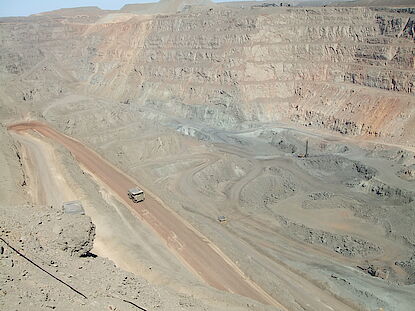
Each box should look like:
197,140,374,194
0,0,414,310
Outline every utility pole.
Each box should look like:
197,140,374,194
305,140,309,158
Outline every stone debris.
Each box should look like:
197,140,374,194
357,264,390,280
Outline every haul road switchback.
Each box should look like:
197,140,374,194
8,121,287,310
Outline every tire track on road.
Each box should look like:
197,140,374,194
9,121,287,310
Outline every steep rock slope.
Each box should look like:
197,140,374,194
1,5,414,145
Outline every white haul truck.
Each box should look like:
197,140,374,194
128,187,145,203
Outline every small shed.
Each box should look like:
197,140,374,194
62,200,85,215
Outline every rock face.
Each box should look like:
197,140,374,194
0,204,96,258
332,0,415,7
0,204,237,311
0,5,414,145
122,0,215,14
51,214,96,257
277,215,383,258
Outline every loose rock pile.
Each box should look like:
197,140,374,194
0,204,209,311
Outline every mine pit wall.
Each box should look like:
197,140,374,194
79,7,415,143
0,7,414,143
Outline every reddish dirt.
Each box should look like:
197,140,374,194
8,121,286,310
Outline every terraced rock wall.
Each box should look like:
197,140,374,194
1,6,414,143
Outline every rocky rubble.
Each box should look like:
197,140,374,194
48,212,95,257
396,253,415,284
0,204,230,311
277,216,382,258
300,155,377,184
398,164,415,181
358,179,414,203
301,193,360,210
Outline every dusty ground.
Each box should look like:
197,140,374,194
1,124,276,311
1,1,415,311
4,94,415,310
9,121,285,309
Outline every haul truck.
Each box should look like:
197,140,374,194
128,187,145,203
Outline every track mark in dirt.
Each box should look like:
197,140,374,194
9,121,286,310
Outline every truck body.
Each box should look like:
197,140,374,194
128,187,145,203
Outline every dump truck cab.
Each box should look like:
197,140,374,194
128,187,145,203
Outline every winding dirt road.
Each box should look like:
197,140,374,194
8,121,286,310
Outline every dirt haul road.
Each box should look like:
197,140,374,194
8,121,286,310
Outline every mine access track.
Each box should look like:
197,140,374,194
8,121,286,310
